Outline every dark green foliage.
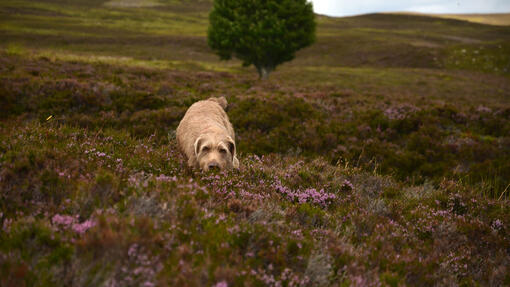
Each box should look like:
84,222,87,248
208,0,316,79
229,95,329,154
295,203,326,228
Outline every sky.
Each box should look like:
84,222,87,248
310,0,510,17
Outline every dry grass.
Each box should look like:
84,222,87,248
437,13,510,26
104,0,163,8
388,12,510,26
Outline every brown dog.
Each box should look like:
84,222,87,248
176,97,239,171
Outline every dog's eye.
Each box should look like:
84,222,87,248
219,148,227,154
202,146,210,152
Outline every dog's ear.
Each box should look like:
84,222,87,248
208,96,228,110
226,136,236,159
194,136,204,156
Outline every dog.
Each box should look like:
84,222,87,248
176,96,239,172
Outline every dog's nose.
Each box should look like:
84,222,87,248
208,162,219,171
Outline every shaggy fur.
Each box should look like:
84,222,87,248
176,97,239,171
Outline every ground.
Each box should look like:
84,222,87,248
0,0,509,286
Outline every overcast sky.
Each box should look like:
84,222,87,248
310,0,510,17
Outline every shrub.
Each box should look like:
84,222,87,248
208,0,316,79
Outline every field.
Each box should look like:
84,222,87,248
1,0,510,286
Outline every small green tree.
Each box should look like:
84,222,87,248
208,0,316,80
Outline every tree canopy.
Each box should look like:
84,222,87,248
208,0,316,79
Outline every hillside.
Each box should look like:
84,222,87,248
1,0,510,286
388,12,510,26
439,13,510,26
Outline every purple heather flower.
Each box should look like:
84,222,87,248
72,219,96,234
156,174,177,182
476,105,492,113
341,180,354,192
491,219,503,231
3,218,12,232
52,214,96,234
272,178,336,207
384,104,420,120
52,214,76,227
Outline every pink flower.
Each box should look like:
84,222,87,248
72,219,96,234
156,174,177,182
491,219,503,231
52,214,96,234
341,180,354,191
476,105,492,113
213,281,228,287
52,214,76,227
272,178,336,207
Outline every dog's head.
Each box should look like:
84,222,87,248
194,134,236,172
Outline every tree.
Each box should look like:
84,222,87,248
208,0,316,80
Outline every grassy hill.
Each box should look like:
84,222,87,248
438,13,510,26
1,0,509,286
389,12,510,27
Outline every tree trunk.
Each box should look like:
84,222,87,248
256,65,273,80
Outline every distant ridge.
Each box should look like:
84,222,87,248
385,12,510,26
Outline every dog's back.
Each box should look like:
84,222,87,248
207,96,228,110
177,97,232,142
176,97,236,168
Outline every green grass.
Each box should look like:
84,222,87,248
1,0,510,286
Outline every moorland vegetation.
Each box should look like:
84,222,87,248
1,0,509,285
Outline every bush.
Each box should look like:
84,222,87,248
208,0,316,79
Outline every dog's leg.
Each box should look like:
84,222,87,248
188,156,197,169
233,156,239,169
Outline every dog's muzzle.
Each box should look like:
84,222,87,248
208,162,220,171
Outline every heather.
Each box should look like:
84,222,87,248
1,0,510,286
1,122,509,285
2,53,509,196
